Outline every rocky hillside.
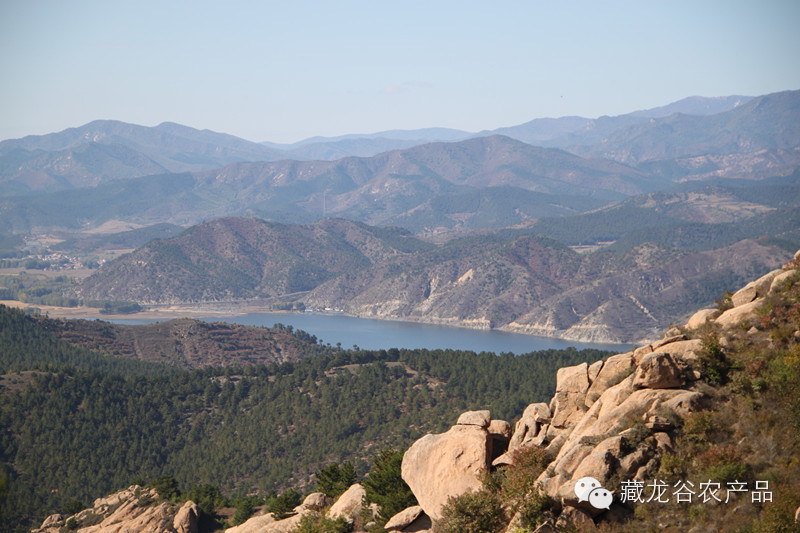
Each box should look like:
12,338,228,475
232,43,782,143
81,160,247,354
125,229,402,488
385,253,800,532
77,217,430,304
307,237,790,343
76,213,793,343
246,251,800,532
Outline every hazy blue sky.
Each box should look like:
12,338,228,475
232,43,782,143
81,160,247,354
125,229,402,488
1,1,798,143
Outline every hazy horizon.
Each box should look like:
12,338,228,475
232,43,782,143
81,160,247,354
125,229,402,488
2,1,799,143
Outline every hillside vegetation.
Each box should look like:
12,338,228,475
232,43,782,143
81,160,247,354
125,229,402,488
0,303,611,532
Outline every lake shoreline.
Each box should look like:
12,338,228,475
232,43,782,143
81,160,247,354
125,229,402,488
1,299,635,351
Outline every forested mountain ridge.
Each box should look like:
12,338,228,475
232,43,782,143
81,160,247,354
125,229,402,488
0,120,287,176
0,135,648,233
306,237,791,343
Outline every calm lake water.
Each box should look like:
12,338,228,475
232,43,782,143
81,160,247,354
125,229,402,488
114,312,632,355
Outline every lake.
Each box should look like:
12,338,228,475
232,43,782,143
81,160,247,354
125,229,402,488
114,312,633,355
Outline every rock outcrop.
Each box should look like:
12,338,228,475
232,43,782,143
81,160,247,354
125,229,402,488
401,410,493,521
32,486,195,533
384,505,426,531
226,482,371,533
173,501,200,533
327,483,366,523
396,259,800,530
397,343,697,526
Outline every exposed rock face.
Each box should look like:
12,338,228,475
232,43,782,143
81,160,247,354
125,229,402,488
384,505,424,530
508,402,551,451
716,298,764,327
709,267,795,329
550,363,590,428
223,490,343,533
771,270,795,292
224,513,276,533
686,307,719,329
173,501,200,533
585,352,634,406
38,514,63,529
226,512,309,533
488,419,512,439
731,281,759,307
296,492,330,512
632,351,685,389
396,513,433,532
401,422,491,521
326,483,365,523
456,409,491,427
33,486,191,533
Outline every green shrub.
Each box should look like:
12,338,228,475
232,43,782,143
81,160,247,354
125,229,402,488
187,483,226,515
150,475,181,501
698,446,749,483
621,420,651,454
751,483,800,533
659,451,687,481
231,497,259,526
492,446,552,529
716,291,734,312
363,449,417,522
698,335,730,385
266,488,301,520
63,499,85,516
316,461,357,499
499,446,549,501
437,490,506,533
294,513,353,533
683,412,715,444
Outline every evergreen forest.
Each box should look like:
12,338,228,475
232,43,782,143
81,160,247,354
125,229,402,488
0,304,611,531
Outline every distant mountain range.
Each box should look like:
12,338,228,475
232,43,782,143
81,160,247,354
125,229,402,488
2,90,798,234
262,95,754,156
2,89,799,343
0,135,657,233
0,93,768,198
